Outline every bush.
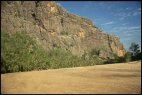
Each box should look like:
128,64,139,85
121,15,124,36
124,52,132,62
114,55,125,63
1,31,104,73
1,31,50,73
89,49,100,57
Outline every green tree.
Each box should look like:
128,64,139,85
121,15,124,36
124,52,132,62
90,49,100,57
129,42,141,61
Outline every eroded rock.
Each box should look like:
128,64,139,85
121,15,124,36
1,1,125,59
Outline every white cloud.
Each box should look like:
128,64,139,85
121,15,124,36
126,33,134,36
129,26,141,30
115,12,129,20
101,21,114,25
110,26,141,34
126,7,131,10
137,8,141,11
110,26,141,44
114,8,141,20
132,11,141,16
132,8,141,16
118,12,133,20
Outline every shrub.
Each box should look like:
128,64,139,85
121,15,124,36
1,31,104,73
89,49,100,57
1,31,50,73
124,52,132,62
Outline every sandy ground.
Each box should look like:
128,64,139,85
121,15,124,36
1,61,141,94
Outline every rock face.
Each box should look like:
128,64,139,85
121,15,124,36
1,1,125,59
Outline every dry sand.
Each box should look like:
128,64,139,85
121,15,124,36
1,61,141,94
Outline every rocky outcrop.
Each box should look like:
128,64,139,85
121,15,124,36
1,1,125,59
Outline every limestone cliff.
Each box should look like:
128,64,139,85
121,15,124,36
1,1,125,59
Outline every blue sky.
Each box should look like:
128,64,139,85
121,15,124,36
56,1,141,51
